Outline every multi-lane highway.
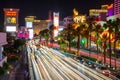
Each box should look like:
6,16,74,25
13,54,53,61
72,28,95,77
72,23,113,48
27,44,112,80
53,43,120,67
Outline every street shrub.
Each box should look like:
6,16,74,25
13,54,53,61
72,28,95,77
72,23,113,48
3,62,10,69
0,67,5,75
7,56,19,63
81,55,97,62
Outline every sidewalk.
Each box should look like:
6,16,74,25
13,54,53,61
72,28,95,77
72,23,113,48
9,53,29,80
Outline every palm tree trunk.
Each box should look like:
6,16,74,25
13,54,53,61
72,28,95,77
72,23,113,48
89,34,91,57
40,36,41,43
96,33,99,60
51,32,54,47
69,42,71,51
87,37,89,48
109,33,112,68
77,35,80,56
68,37,71,51
97,43,99,59
46,39,48,46
114,40,117,70
103,41,107,65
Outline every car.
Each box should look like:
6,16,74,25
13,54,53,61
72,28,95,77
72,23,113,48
83,61,89,66
89,64,96,68
96,66,111,76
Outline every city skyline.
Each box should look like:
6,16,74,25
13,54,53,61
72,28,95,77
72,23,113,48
0,0,113,26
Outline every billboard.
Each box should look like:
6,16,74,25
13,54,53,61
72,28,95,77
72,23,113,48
28,29,33,39
26,22,33,28
53,12,59,27
17,31,29,39
53,12,59,37
4,8,19,32
4,8,19,24
6,26,16,32
6,17,16,24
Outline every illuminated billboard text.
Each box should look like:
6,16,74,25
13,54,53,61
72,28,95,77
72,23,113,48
7,17,16,24
6,26,16,32
5,11,17,16
26,22,33,28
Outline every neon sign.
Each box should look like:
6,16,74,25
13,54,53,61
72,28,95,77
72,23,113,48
5,11,17,16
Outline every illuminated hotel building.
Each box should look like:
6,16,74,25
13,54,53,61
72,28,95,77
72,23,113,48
114,0,120,15
89,5,108,21
108,4,114,16
33,20,51,35
63,16,73,28
25,16,35,39
89,5,108,16
25,16,51,38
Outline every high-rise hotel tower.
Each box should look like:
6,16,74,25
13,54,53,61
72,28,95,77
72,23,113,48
114,0,120,15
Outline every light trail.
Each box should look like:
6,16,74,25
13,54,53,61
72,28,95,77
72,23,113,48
29,45,113,80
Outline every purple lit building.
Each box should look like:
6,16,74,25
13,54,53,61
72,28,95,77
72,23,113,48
108,4,114,16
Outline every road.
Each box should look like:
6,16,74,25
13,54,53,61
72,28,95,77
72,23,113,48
28,44,112,80
53,43,120,67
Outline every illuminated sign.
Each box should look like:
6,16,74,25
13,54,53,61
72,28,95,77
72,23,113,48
5,11,17,16
26,22,33,28
17,32,29,38
108,4,113,9
7,17,16,24
54,30,58,37
53,12,59,27
4,8,19,32
28,29,33,39
53,12,59,37
6,26,16,32
73,15,86,23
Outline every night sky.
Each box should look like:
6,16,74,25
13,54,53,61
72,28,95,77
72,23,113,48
0,0,113,26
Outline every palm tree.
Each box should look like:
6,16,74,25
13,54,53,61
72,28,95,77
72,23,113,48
75,24,85,55
39,30,45,43
62,24,76,51
39,29,50,46
57,31,66,49
112,18,120,70
100,32,108,65
0,26,5,32
49,24,54,47
86,17,95,56
103,20,114,68
82,27,89,48
94,24,103,60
